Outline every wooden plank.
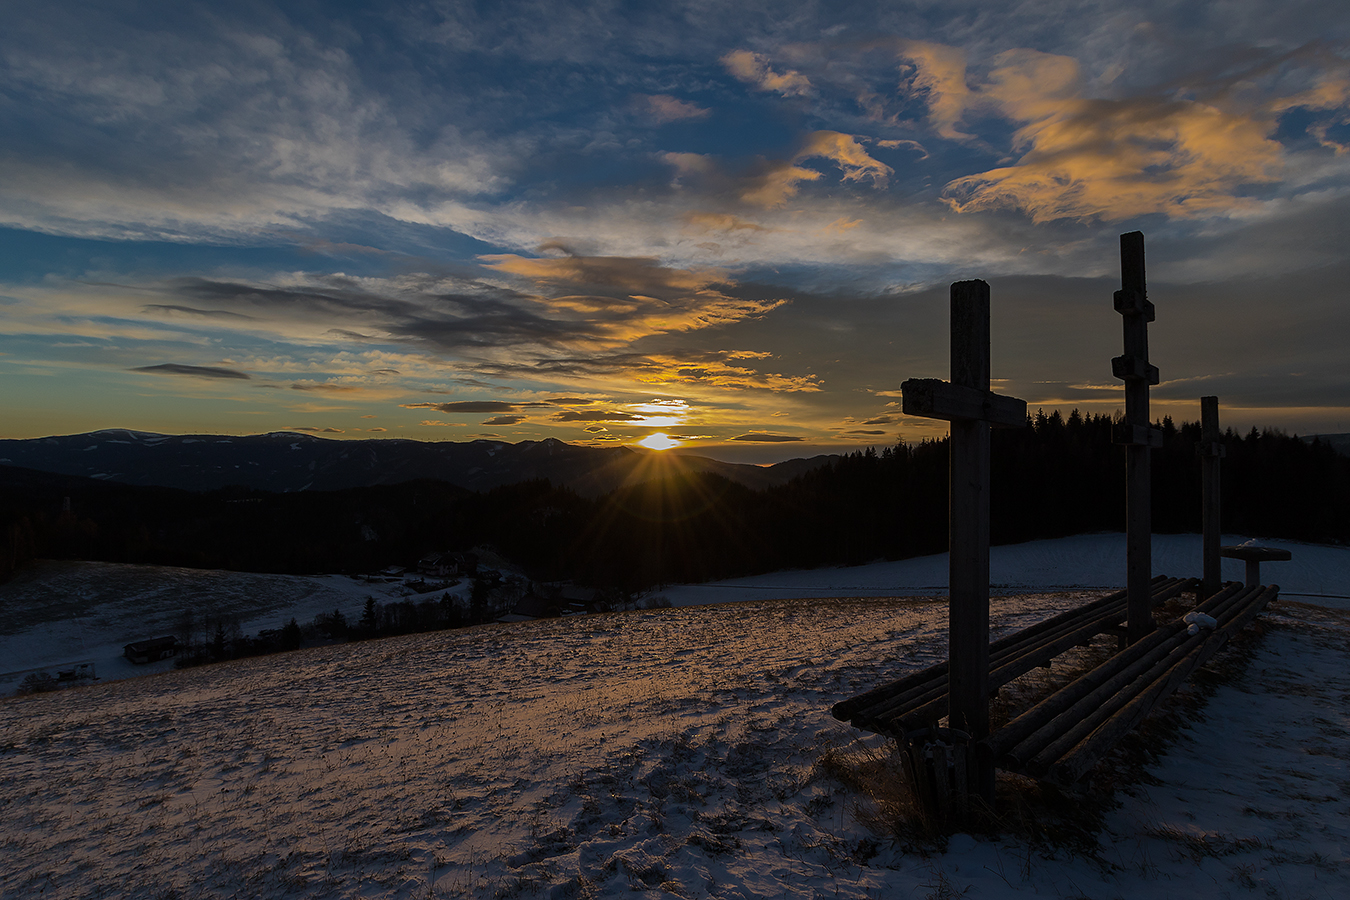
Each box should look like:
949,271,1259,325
983,581,1248,761
1048,585,1279,783
836,577,1186,731
901,379,1027,428
1111,355,1160,384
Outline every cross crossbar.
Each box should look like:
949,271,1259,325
901,378,1026,427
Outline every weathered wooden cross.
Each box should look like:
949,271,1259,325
1198,396,1225,600
902,280,1026,802
1110,232,1162,644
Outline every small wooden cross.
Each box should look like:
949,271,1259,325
902,279,1026,802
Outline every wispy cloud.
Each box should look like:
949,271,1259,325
635,94,710,123
722,50,812,97
730,432,803,442
131,363,250,380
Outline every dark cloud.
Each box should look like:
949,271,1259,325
290,383,361,393
548,397,596,405
482,415,526,425
843,429,887,435
401,401,518,413
730,432,803,442
142,304,255,320
131,363,250,380
552,409,645,422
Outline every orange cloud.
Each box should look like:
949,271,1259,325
740,131,892,207
477,254,787,344
740,163,821,206
898,40,975,140
723,50,812,97
944,94,1283,221
896,45,1287,221
638,94,711,123
798,131,893,186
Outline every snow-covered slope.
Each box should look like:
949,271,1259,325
4,532,1347,696
2,586,1347,899
658,532,1348,606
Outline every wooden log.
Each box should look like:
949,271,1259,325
1025,626,1214,774
1014,582,1257,764
985,582,1248,761
1048,585,1278,783
839,576,1188,730
932,742,952,821
1011,582,1266,774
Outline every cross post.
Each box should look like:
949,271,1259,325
1111,232,1161,644
902,280,1026,804
1198,396,1225,600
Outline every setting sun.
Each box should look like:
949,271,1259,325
637,432,682,451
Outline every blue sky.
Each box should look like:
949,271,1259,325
2,0,1348,462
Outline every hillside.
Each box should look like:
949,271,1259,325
2,583,1347,899
0,430,835,496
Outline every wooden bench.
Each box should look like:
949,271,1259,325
833,576,1279,790
986,579,1278,784
832,575,1195,737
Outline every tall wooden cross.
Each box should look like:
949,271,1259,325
1110,232,1162,644
1198,396,1225,600
902,280,1026,802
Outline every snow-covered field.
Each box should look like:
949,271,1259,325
1,533,1348,899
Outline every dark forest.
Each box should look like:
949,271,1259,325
3,411,1346,590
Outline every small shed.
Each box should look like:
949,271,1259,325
123,636,179,664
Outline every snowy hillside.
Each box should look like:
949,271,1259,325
2,532,1345,696
2,591,1348,899
1,532,1348,898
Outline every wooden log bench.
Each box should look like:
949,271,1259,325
987,579,1278,784
832,575,1195,737
832,576,1280,791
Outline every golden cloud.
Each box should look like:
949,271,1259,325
740,131,891,207
478,254,787,344
898,45,1288,220
639,94,711,123
898,40,976,141
723,50,812,97
740,163,822,207
798,131,893,187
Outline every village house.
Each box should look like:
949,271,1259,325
122,636,178,664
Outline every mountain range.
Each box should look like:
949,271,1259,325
0,430,839,496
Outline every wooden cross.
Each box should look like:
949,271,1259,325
1110,232,1162,644
1198,396,1225,600
902,279,1026,802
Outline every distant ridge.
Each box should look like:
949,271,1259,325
1304,433,1350,457
0,431,839,496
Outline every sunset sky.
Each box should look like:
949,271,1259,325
3,1,1348,463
